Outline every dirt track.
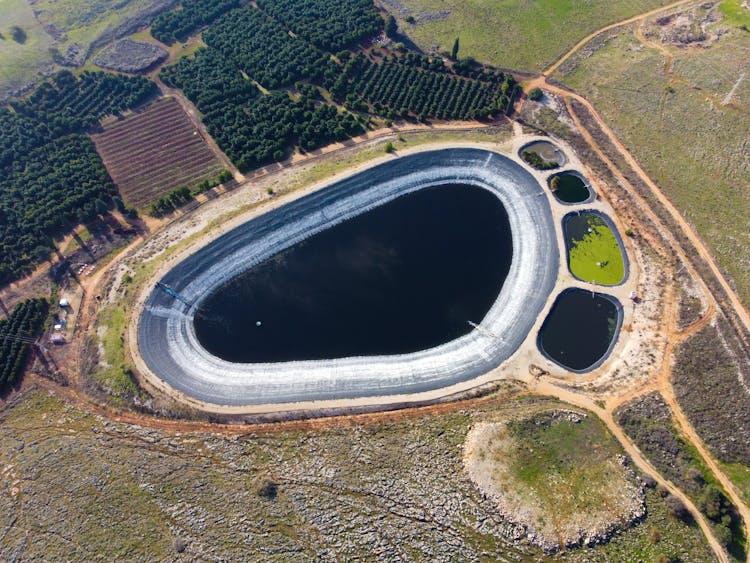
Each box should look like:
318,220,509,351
519,1,750,555
8,1,750,559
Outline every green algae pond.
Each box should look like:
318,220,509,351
564,211,627,285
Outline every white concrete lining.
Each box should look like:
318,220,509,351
137,148,559,406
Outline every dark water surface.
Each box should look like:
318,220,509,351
538,289,620,372
551,172,590,204
194,184,513,362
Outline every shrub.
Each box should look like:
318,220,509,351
255,476,278,499
528,87,543,101
521,150,559,170
665,494,691,522
10,26,26,44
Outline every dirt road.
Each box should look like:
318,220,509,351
520,1,750,554
543,0,694,77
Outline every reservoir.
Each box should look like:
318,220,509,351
194,183,513,363
538,288,622,372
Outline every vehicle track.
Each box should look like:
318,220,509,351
13,2,750,558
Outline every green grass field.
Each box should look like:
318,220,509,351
388,0,674,72
720,0,750,26
506,411,624,512
721,462,750,508
557,14,750,304
0,0,170,97
0,0,56,96
567,214,626,285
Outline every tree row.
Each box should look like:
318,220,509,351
0,298,49,393
255,0,382,51
0,71,157,286
150,0,242,45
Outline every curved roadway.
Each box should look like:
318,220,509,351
137,148,559,406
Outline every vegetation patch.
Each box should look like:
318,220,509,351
0,390,715,560
565,213,626,285
255,0,382,51
719,0,750,27
464,407,645,552
159,2,511,174
558,24,750,305
521,149,559,170
616,392,747,560
386,0,674,71
333,53,515,121
91,97,225,210
150,0,241,45
0,70,156,286
673,320,750,467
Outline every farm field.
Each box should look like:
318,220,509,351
92,97,224,210
382,0,674,72
556,8,750,304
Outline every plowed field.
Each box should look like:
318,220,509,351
92,97,223,209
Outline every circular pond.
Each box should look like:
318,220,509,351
548,171,593,204
538,288,622,373
519,140,566,170
137,148,559,406
564,210,628,286
194,184,513,363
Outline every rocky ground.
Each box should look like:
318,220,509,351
465,407,645,553
0,386,714,561
94,39,168,73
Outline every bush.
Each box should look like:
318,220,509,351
255,476,278,499
521,150,559,170
384,141,395,153
665,494,691,522
10,26,26,44
528,87,543,101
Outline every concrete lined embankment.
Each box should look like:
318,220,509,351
137,148,559,406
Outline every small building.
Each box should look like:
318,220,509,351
59,298,69,308
50,334,66,345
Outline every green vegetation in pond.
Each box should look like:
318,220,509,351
521,149,559,170
566,213,625,285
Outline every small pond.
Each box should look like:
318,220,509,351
538,288,622,372
564,211,627,285
193,183,513,363
549,171,592,204
519,140,566,170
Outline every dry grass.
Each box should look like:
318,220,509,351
0,389,716,561
557,16,750,305
385,0,674,72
